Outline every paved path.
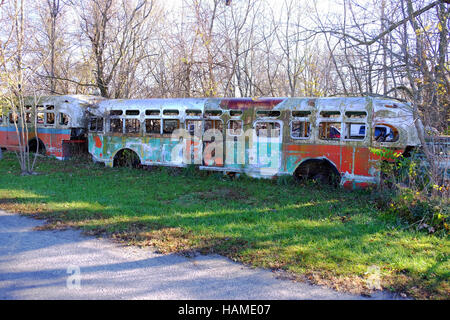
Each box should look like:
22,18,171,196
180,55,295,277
0,210,400,300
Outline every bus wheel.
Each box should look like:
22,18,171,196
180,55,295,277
28,139,46,155
113,149,140,168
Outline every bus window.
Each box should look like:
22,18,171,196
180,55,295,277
292,111,311,117
163,119,179,134
89,118,97,131
90,117,103,132
46,105,55,110
125,110,140,116
256,122,280,137
205,110,222,117
145,119,161,134
59,113,70,126
125,119,140,134
46,113,55,125
291,120,310,138
186,109,202,117
344,123,365,140
228,120,242,136
25,112,32,123
345,111,367,118
256,110,281,118
37,112,44,124
163,110,179,116
320,111,340,118
204,120,223,132
230,110,242,117
373,125,399,142
97,118,104,131
110,118,123,133
9,112,18,124
110,110,123,116
145,109,160,116
319,122,341,140
186,120,202,135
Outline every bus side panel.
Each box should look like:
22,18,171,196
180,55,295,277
0,126,12,148
161,137,183,164
142,136,162,163
353,147,371,176
339,145,353,174
88,134,104,160
285,144,377,189
36,127,71,158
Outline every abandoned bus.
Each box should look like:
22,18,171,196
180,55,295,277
87,96,422,189
0,95,103,159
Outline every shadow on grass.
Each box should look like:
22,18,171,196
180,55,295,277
0,152,448,299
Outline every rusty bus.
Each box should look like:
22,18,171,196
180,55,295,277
87,96,422,189
0,95,103,159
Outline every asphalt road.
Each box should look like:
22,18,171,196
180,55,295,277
0,210,401,300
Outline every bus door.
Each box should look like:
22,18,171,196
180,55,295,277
252,120,283,176
185,119,203,165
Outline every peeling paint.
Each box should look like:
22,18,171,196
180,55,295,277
85,96,423,189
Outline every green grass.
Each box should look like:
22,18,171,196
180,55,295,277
0,151,448,299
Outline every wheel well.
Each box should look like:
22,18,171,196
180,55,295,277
294,158,341,185
28,138,46,153
113,148,141,168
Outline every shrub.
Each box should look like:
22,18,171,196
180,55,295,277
371,148,449,235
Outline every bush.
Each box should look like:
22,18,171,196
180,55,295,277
371,148,449,235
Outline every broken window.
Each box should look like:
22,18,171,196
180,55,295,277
255,122,280,137
343,112,367,140
110,110,123,116
24,112,32,124
89,117,104,132
344,123,365,140
345,111,367,118
292,111,311,118
204,120,223,132
163,119,180,134
46,113,55,125
145,109,160,116
125,119,140,134
228,120,243,136
186,109,202,117
186,120,202,136
255,122,280,138
230,110,242,117
319,122,341,140
163,109,179,116
125,110,140,116
320,111,341,118
145,119,161,134
291,120,311,138
256,110,281,118
205,110,222,117
373,125,399,142
37,112,44,125
9,112,19,124
110,118,123,133
59,113,70,126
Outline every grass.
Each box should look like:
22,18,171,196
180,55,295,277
0,151,448,299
